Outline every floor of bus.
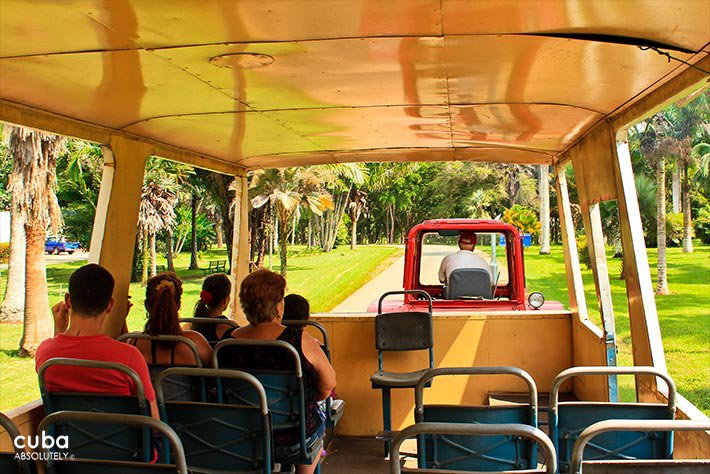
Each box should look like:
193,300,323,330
321,437,417,473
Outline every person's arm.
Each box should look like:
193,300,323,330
128,351,159,419
438,256,448,283
301,333,336,401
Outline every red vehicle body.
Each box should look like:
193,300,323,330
368,219,564,313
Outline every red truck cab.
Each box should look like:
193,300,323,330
369,219,563,313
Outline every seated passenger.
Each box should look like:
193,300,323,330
190,273,235,342
438,231,491,285
221,269,336,474
35,264,158,418
283,293,310,321
130,272,212,367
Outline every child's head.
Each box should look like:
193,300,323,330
283,294,310,321
195,273,232,318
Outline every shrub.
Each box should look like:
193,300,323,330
0,242,8,264
695,206,710,244
576,235,591,269
666,212,684,247
502,204,541,237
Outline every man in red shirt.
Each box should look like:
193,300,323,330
35,264,158,418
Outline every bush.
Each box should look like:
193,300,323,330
695,206,710,244
502,204,541,237
0,242,8,264
576,235,591,269
666,212,684,247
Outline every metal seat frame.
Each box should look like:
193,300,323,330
414,367,539,471
390,423,557,474
0,411,35,474
550,366,677,473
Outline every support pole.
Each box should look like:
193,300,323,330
230,175,250,326
613,137,667,400
92,137,150,338
554,168,588,319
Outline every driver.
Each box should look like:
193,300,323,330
438,231,491,284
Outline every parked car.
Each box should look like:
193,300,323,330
45,237,80,255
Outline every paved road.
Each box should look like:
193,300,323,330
0,250,89,271
331,244,504,313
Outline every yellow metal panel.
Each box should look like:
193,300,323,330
312,313,573,436
571,317,609,402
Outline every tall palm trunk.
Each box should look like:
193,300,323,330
0,192,26,323
189,194,199,270
671,164,681,213
141,231,149,286
166,229,175,272
656,156,669,295
681,161,693,253
278,215,289,278
215,222,224,248
351,216,357,250
20,225,52,356
149,232,157,276
538,164,551,254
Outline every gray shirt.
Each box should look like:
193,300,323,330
438,250,491,283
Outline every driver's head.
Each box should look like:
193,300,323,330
458,232,477,251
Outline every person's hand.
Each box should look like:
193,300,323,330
51,302,69,335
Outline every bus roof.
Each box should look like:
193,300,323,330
0,1,708,173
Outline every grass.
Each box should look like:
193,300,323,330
524,244,710,413
0,244,402,412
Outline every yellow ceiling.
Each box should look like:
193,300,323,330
0,0,708,170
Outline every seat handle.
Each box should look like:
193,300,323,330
378,290,433,314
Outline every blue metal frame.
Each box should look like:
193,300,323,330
0,411,35,474
549,366,677,473
414,366,539,471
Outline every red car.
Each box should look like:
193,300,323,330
368,219,563,313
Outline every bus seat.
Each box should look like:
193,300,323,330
371,290,434,456
0,411,36,474
155,367,272,474
177,317,239,347
38,411,187,474
415,367,539,471
282,320,346,428
444,268,492,300
117,333,205,402
390,422,557,474
550,367,677,473
38,358,152,462
570,419,710,474
213,339,323,471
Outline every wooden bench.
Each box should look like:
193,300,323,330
131,262,167,282
201,260,227,275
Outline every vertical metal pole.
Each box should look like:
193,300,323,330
382,388,392,457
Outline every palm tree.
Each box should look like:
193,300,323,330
8,126,65,356
538,164,551,254
348,190,368,250
250,168,333,278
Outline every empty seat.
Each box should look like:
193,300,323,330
550,366,677,473
38,411,187,474
0,411,35,474
38,358,152,462
415,366,539,471
444,268,492,300
571,419,710,474
371,290,434,456
155,367,272,474
390,422,557,474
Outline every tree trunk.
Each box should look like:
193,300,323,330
19,225,52,356
166,229,175,272
189,193,199,270
0,191,26,323
351,214,357,250
215,222,224,248
291,213,297,246
682,162,693,253
149,232,157,277
656,156,669,295
307,218,312,249
142,231,149,286
278,216,289,278
388,204,395,244
672,163,681,213
538,164,551,254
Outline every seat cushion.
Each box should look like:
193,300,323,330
370,369,429,388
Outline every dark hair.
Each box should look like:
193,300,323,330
239,269,286,325
144,272,183,343
68,264,115,316
283,294,310,321
194,273,232,317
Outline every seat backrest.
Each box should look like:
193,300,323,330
0,412,35,474
376,312,433,352
446,268,492,300
390,422,557,474
415,367,538,471
213,339,309,459
155,367,272,474
177,318,239,347
38,358,151,462
39,412,188,474
550,366,677,473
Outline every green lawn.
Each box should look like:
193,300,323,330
0,245,402,412
525,244,710,413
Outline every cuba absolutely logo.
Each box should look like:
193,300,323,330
13,433,74,461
